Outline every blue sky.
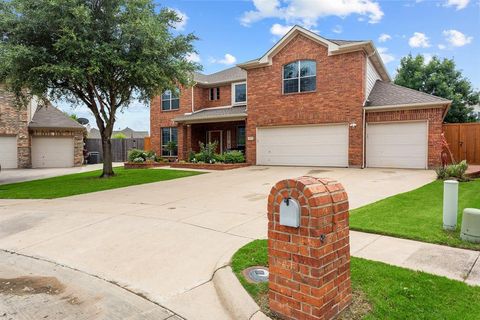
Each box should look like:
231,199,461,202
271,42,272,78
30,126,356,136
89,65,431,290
59,0,480,132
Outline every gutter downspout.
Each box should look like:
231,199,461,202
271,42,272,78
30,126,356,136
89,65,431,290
362,108,366,169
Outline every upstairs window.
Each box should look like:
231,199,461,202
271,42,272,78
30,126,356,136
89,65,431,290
283,60,316,94
232,82,247,105
209,87,220,101
161,88,180,111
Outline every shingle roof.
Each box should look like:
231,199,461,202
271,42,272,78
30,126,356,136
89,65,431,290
88,127,149,138
326,39,366,46
194,67,246,86
366,80,451,107
28,105,85,130
173,106,247,123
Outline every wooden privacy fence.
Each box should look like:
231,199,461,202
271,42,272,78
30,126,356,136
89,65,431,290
86,138,145,162
443,123,480,165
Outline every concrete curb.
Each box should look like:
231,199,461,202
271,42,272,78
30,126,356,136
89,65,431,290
212,266,271,320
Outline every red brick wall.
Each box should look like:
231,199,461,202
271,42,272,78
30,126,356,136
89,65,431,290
195,84,232,110
268,176,351,320
150,86,193,157
366,108,445,168
246,34,366,166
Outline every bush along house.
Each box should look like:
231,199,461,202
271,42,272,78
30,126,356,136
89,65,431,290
150,26,451,169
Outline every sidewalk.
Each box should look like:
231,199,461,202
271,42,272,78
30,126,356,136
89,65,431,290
350,231,480,285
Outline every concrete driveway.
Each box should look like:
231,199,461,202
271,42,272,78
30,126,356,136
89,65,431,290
0,163,124,185
0,166,435,319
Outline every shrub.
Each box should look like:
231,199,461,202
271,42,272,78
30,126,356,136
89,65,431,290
128,149,159,163
214,153,225,163
112,132,127,139
128,149,144,162
188,150,196,162
223,150,245,163
194,142,218,163
132,157,144,163
436,160,469,181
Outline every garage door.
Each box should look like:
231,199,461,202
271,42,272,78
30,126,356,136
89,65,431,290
366,121,428,169
0,136,18,169
256,124,349,167
32,137,74,168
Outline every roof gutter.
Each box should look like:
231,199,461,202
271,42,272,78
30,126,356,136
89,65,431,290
173,114,247,124
364,101,452,112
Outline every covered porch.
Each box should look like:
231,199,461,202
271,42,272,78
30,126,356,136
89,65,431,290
173,106,247,161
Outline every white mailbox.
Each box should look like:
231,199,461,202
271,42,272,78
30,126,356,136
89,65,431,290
279,198,300,228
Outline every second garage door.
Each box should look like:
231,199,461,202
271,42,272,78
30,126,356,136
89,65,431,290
366,121,428,169
256,124,349,167
32,136,75,168
0,136,18,169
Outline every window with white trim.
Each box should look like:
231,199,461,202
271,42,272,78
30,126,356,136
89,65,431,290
161,127,178,157
232,82,247,105
283,60,316,94
161,88,180,111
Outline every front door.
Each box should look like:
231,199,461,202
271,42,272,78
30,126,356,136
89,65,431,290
208,130,223,153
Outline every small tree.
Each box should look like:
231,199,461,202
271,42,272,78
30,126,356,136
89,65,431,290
395,54,479,123
0,0,200,177
112,132,127,139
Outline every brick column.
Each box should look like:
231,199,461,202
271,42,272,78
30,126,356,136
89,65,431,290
267,176,351,320
186,124,192,156
177,123,185,161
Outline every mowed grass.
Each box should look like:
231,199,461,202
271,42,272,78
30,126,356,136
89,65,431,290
232,240,480,320
0,168,204,199
350,179,480,250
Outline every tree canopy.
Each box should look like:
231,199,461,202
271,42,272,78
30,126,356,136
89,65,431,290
394,54,479,123
0,0,200,176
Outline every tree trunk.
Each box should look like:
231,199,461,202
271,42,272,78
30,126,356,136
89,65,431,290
101,137,115,178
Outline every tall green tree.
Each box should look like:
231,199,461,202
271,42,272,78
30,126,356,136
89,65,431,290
0,0,200,177
395,54,479,123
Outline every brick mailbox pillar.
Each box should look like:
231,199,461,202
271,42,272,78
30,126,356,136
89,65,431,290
267,176,351,320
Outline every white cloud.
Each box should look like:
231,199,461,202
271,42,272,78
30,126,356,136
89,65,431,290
423,53,434,64
241,0,384,28
438,44,447,50
408,32,430,48
171,9,188,31
377,47,395,64
186,52,201,63
332,25,343,34
444,0,469,10
210,54,237,65
270,23,293,37
378,33,391,42
443,29,473,47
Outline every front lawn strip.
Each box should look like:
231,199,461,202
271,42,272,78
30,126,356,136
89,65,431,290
0,168,204,199
350,179,480,250
232,240,480,320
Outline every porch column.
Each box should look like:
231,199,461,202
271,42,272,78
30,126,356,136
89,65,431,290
177,123,186,161
186,124,192,156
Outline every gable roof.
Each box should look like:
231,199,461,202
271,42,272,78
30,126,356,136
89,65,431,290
366,80,451,108
194,67,246,86
28,105,85,131
88,127,149,138
237,25,390,82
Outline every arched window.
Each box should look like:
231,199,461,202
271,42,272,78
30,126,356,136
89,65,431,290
283,60,316,94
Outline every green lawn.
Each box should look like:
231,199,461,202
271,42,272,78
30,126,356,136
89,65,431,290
350,179,480,250
232,240,480,320
0,168,203,199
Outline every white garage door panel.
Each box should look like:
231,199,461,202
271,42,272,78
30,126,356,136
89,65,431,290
32,137,74,168
366,122,427,169
257,125,349,167
0,136,18,169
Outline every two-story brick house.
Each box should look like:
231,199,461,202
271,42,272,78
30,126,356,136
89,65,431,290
150,26,450,169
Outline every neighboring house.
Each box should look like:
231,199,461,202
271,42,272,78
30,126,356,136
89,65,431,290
88,127,149,139
150,26,451,169
0,86,85,169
